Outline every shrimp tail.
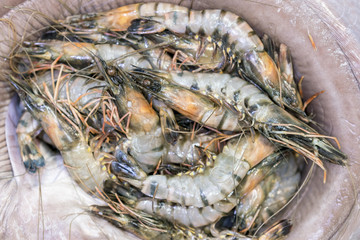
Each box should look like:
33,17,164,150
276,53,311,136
128,18,166,34
258,219,292,240
103,179,143,205
16,112,45,173
89,205,176,240
111,148,147,181
259,105,347,167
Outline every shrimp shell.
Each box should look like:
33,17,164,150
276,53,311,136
121,133,275,208
61,2,302,113
135,70,347,168
10,76,108,193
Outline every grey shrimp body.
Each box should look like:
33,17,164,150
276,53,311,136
20,41,168,70
61,2,303,113
134,150,285,228
119,133,275,208
134,70,347,169
10,76,109,193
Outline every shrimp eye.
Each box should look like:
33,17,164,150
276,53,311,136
107,66,116,76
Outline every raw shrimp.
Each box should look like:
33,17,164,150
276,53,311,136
144,31,228,71
39,28,175,71
19,69,120,134
147,92,220,168
113,132,276,208
130,69,347,170
131,151,285,228
262,35,303,114
163,132,217,166
89,205,192,240
60,2,302,114
128,70,248,132
91,204,292,240
254,152,302,228
10,76,109,193
19,41,161,71
47,26,228,72
146,94,180,145
233,151,301,233
103,66,166,173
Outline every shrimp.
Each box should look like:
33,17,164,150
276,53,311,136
128,151,285,228
254,152,302,228
20,69,119,134
39,27,176,71
146,94,180,145
18,40,160,71
130,69,347,170
9,75,109,194
91,199,292,240
127,70,248,132
40,27,226,72
113,132,276,208
60,2,302,114
89,205,193,240
103,66,166,173
144,31,228,71
262,34,304,115
234,153,300,233
163,132,217,166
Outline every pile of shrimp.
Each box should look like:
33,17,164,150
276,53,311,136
7,2,347,240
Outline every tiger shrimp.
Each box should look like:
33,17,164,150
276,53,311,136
147,93,218,165
130,69,347,171
126,70,249,132
143,31,228,71
18,40,171,71
10,76,109,194
262,34,303,114
41,26,226,72
90,204,291,240
253,152,302,228
102,66,166,173
107,150,284,228
163,132,217,166
112,132,276,208
60,2,303,114
232,151,301,234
